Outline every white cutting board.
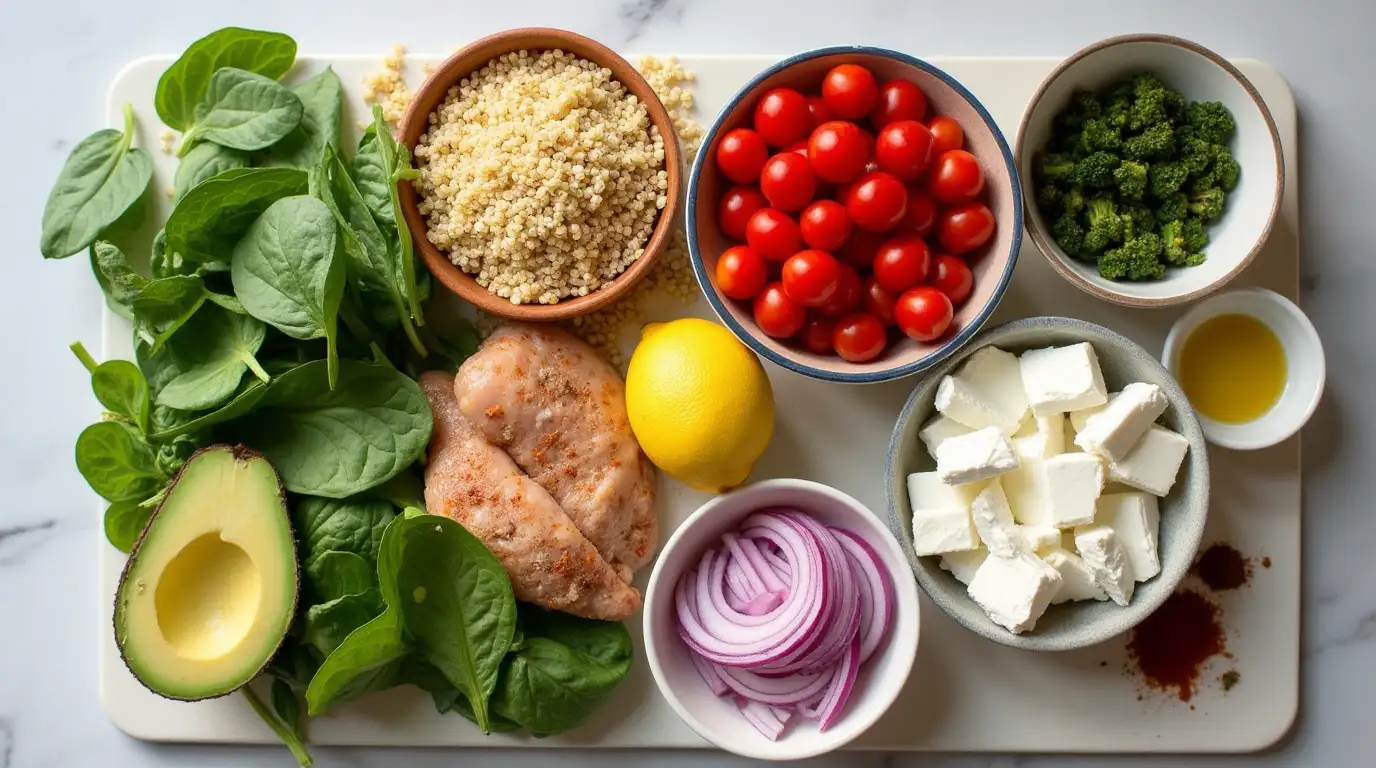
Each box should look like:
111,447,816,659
99,53,1300,752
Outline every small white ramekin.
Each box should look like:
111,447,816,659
1162,287,1324,450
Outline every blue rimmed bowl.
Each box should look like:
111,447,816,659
687,47,1023,384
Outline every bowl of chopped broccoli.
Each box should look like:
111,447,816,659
1015,34,1283,307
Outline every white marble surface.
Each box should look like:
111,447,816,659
1,0,1373,765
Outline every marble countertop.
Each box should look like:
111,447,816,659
3,0,1373,765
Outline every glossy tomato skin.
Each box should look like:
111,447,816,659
799,199,851,252
807,120,869,184
930,253,974,305
846,171,908,232
927,115,965,155
785,140,809,157
819,263,862,317
862,276,899,325
896,186,938,237
894,286,954,342
872,235,932,292
781,249,842,307
838,228,885,269
716,245,768,300
800,315,837,355
871,80,928,128
822,64,880,120
753,87,811,148
805,95,834,128
716,128,769,184
745,208,803,261
832,313,888,362
718,185,768,241
753,282,807,338
759,152,817,212
874,120,935,182
928,149,985,206
938,202,996,255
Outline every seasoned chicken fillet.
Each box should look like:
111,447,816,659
456,324,657,583
419,372,640,621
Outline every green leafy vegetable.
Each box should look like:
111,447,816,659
305,588,384,657
293,496,396,568
73,343,151,434
75,421,165,502
179,68,304,155
305,607,407,716
164,167,307,264
41,104,153,259
128,275,208,354
103,498,153,553
270,67,343,167
173,142,249,202
155,27,297,132
157,304,269,410
242,685,314,767
357,105,425,324
148,379,267,441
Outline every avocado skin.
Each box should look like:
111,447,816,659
113,444,300,701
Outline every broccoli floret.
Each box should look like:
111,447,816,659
1120,200,1157,240
1036,152,1079,183
1185,101,1237,144
1123,122,1176,160
1177,133,1214,175
1181,217,1210,252
1154,192,1189,222
1159,219,1207,267
1099,233,1167,281
1113,160,1149,200
1127,73,1175,131
1062,185,1088,215
1083,197,1125,253
1052,212,1087,258
1055,89,1103,133
1213,150,1241,192
1103,80,1135,129
1080,117,1123,153
1035,184,1063,213
1075,151,1121,189
1149,161,1190,198
1188,188,1226,220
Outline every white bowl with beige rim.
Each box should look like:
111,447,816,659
1162,287,1324,450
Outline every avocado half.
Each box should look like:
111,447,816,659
114,444,299,701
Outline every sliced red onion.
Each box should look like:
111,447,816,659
690,649,729,696
737,698,789,741
716,663,835,704
831,527,895,663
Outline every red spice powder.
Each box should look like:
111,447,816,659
1126,589,1225,702
1194,543,1251,590
1261,556,1272,569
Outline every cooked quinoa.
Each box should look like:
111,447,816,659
412,49,669,306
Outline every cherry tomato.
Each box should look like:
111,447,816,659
785,140,810,157
715,128,769,184
799,199,851,252
894,286,954,342
718,186,768,241
938,202,996,255
745,208,802,261
871,80,928,128
822,64,880,120
846,171,908,232
896,186,938,237
874,120,935,182
781,249,841,307
715,245,768,300
753,282,806,338
807,120,870,184
800,315,837,355
862,276,899,325
838,228,885,269
872,236,932,292
832,313,888,362
753,87,811,148
758,153,817,212
927,115,965,155
930,253,974,305
927,149,985,206
819,263,862,317
805,95,834,128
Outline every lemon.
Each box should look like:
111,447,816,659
625,318,775,493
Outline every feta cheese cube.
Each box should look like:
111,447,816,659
940,548,989,585
907,472,981,555
1012,412,1037,437
967,550,1063,634
1074,524,1136,606
1035,413,1067,455
1107,425,1189,497
1019,343,1109,416
1097,492,1161,581
970,480,1022,557
1043,548,1108,604
1043,453,1106,528
936,427,1020,485
918,414,973,459
1003,438,1051,526
1069,391,1120,432
1016,524,1062,553
935,375,1007,432
1074,382,1168,462
958,345,1030,429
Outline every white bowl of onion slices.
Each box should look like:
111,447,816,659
644,478,921,760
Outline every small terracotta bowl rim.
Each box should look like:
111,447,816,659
396,27,682,321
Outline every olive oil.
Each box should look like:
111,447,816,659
1178,313,1287,423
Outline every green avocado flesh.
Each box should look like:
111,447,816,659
114,444,298,700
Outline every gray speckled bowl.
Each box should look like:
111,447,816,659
884,316,1209,651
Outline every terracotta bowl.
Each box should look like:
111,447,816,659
397,28,682,321
687,47,1023,384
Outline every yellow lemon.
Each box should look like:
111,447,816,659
625,318,774,493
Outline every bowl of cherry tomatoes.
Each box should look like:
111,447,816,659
687,47,1023,383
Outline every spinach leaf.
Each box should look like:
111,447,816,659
89,247,134,320
173,142,249,202
351,106,425,323
269,677,305,745
401,659,522,731
365,469,426,511
73,344,151,434
155,27,297,132
158,304,269,410
230,195,343,387
153,433,202,477
180,68,303,155
103,498,152,553
304,607,407,716
227,360,431,497
305,587,384,657
148,379,267,441
75,421,164,502
128,276,207,354
164,167,307,264
204,291,247,315
270,68,342,167
292,497,395,568
491,606,633,736
306,550,376,600
41,104,153,260
241,686,314,768
267,641,322,696
350,126,392,226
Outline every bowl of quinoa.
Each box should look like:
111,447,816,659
398,28,683,320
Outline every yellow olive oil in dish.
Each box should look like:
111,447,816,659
1178,313,1287,423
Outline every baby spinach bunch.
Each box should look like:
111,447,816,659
1033,73,1240,281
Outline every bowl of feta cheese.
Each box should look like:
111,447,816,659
884,316,1209,650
